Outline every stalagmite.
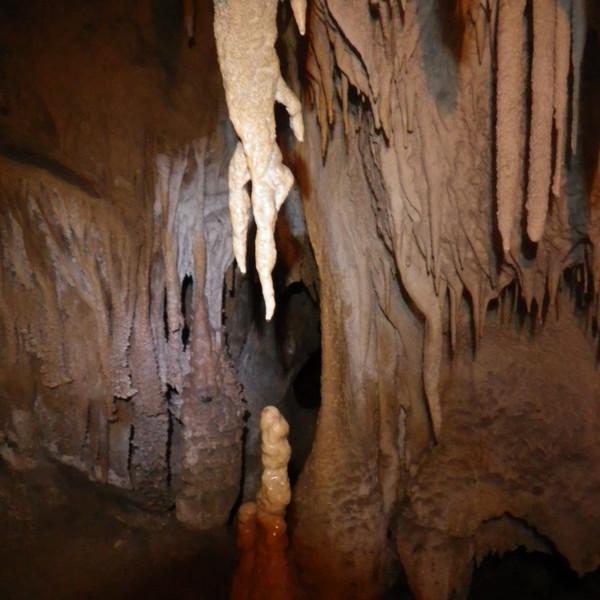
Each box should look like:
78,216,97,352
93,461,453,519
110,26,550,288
495,0,527,255
213,0,306,320
256,406,292,516
552,0,572,198
231,406,294,600
526,0,555,243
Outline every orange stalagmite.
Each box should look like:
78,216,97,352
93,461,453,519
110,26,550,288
231,407,295,600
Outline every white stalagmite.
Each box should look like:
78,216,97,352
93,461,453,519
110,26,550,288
552,0,572,198
256,406,292,516
213,0,306,320
496,0,527,255
526,0,555,243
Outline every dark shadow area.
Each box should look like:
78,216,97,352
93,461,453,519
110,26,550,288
150,0,185,81
292,346,321,409
469,548,600,600
0,459,237,600
580,28,600,194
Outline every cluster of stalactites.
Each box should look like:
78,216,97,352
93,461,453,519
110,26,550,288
302,0,594,442
495,0,587,254
305,1,593,310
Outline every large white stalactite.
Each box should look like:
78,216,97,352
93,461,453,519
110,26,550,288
213,0,307,320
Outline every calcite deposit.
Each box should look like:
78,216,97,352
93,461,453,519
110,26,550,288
213,0,306,320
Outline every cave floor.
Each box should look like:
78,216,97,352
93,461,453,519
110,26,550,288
0,459,237,600
2,455,600,600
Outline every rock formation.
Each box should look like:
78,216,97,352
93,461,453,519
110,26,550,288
231,406,295,600
213,0,306,320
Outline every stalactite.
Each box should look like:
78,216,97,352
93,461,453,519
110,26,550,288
101,226,137,401
341,71,349,144
473,2,488,66
551,0,572,198
188,144,217,395
183,0,196,45
419,109,448,284
213,0,306,320
307,3,334,156
396,227,443,442
310,3,335,128
127,194,170,508
155,155,184,339
448,281,463,352
526,0,555,243
495,0,527,255
307,57,329,157
570,0,586,155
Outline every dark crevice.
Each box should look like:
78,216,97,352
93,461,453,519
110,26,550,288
292,346,322,409
162,288,169,342
181,275,193,350
228,411,250,525
127,425,135,476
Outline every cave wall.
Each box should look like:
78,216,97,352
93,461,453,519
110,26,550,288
0,0,248,519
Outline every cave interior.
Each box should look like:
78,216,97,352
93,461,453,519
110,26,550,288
1,0,600,599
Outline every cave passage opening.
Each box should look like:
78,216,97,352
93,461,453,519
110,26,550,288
468,547,600,600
